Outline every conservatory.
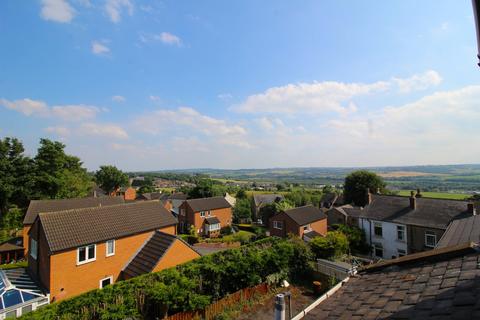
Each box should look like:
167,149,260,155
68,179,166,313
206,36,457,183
0,268,49,319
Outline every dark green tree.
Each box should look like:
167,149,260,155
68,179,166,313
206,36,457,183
236,189,247,199
344,170,386,206
0,137,34,214
34,139,92,199
188,179,226,199
233,198,252,223
94,165,129,194
309,231,349,260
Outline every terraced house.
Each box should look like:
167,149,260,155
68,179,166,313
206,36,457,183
27,201,200,302
178,197,232,237
357,190,475,259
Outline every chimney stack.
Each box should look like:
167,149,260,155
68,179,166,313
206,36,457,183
468,202,476,215
416,188,422,198
366,188,372,205
409,191,416,209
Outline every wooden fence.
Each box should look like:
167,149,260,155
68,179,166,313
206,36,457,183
163,283,269,320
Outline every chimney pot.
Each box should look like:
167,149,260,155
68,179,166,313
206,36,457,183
468,203,476,215
409,193,416,209
416,188,422,198
410,190,415,197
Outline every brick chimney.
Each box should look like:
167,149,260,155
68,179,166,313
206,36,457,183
468,202,476,215
366,188,372,205
409,191,416,209
415,188,422,198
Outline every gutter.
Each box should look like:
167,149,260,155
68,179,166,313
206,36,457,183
291,277,350,320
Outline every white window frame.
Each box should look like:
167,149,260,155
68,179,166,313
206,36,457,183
425,231,437,248
200,211,205,218
303,224,311,231
374,222,383,237
373,243,383,258
180,209,185,216
99,276,113,289
397,249,406,257
396,225,405,242
209,223,221,231
273,221,283,230
106,239,115,257
30,238,38,260
77,244,96,265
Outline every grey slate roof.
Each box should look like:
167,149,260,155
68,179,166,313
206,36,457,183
186,196,231,212
305,243,480,319
205,217,221,225
140,192,163,200
38,201,177,253
329,204,363,218
123,231,176,278
359,194,471,229
24,196,125,225
303,230,322,239
283,205,327,226
437,215,480,248
253,194,284,207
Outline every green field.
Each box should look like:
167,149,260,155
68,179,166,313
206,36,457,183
397,190,470,200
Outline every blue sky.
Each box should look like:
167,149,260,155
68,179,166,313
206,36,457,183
0,0,479,171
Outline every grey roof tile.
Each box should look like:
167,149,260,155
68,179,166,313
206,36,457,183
185,196,231,212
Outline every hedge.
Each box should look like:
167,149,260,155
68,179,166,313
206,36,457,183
20,237,313,320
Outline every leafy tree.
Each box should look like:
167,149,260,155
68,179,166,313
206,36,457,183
233,198,252,223
94,165,129,194
188,179,227,198
236,189,247,199
34,139,92,199
1,206,24,230
0,137,34,215
344,170,386,206
138,185,156,194
332,224,370,254
322,185,335,194
310,231,349,260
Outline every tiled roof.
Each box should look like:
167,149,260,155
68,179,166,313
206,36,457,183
24,196,124,225
253,194,284,207
123,231,176,278
360,194,471,229
38,201,177,253
304,243,480,319
205,216,220,225
0,243,23,252
140,192,163,200
304,230,322,239
284,205,326,226
321,192,338,204
186,196,231,212
437,215,480,248
329,205,363,218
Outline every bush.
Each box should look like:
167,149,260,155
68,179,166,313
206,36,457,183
220,226,233,236
332,224,370,254
21,237,313,320
310,231,349,260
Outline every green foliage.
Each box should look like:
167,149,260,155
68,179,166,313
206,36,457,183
0,261,28,270
188,179,227,199
235,189,247,199
138,185,155,194
21,238,312,320
344,170,386,206
233,198,252,223
332,224,370,254
285,190,322,207
1,206,23,230
310,231,349,260
95,165,129,194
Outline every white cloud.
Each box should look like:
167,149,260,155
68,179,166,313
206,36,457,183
45,126,71,137
105,0,133,23
79,123,128,139
112,95,126,102
149,95,161,101
392,70,442,93
0,98,99,121
40,0,75,23
218,93,233,101
91,41,110,55
156,32,182,46
233,71,442,115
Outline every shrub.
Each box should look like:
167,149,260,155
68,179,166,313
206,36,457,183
310,231,349,260
332,224,370,254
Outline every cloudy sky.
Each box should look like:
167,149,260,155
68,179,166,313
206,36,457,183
1,0,479,171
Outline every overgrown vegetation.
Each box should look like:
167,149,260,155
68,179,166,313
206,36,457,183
309,231,349,260
20,237,313,320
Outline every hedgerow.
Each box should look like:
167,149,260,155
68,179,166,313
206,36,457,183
20,237,313,320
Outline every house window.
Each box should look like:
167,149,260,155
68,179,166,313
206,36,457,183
99,276,113,289
273,221,283,230
373,243,383,258
30,238,38,260
397,249,406,257
180,209,185,216
374,222,383,237
425,231,437,248
209,223,221,231
397,225,405,241
206,210,211,216
106,240,115,257
77,244,96,265
200,211,205,217
303,224,311,231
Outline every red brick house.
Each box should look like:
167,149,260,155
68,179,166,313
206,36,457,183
178,197,232,237
111,187,136,201
269,205,327,241
27,201,200,302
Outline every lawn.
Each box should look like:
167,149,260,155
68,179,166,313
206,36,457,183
397,190,470,200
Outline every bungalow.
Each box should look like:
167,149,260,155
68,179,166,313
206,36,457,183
357,190,475,259
178,197,232,237
269,205,327,241
27,201,200,302
23,197,125,255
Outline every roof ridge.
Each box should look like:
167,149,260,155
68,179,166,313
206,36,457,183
372,193,470,203
38,200,161,217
